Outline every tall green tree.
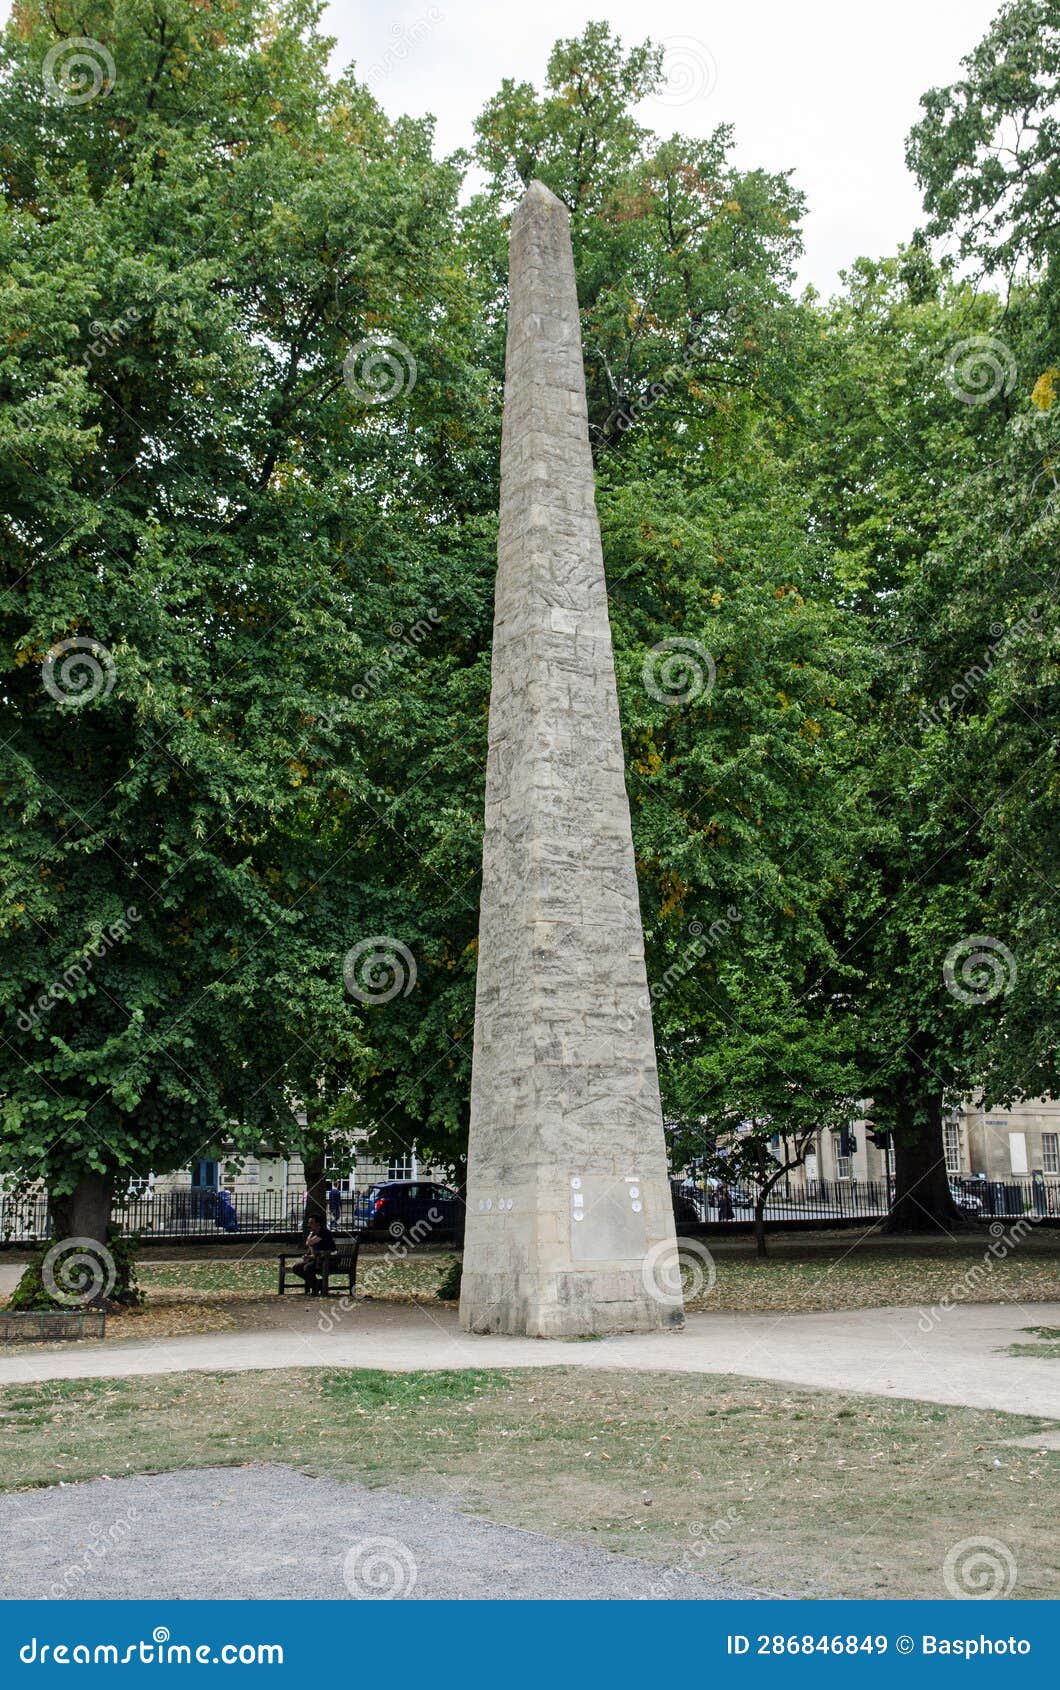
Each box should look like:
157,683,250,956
786,247,1032,1226
0,0,476,1248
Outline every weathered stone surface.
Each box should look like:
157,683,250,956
459,180,683,1339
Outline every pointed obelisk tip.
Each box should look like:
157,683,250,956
517,178,567,217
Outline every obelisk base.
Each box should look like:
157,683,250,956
460,1266,683,1338
459,1169,684,1337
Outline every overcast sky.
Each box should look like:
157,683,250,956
323,0,1003,296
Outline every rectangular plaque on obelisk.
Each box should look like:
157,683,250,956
459,181,683,1338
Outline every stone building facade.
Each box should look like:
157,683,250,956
141,1140,447,1204
773,1099,1060,1191
958,1097,1060,1182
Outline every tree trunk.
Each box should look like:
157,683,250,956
886,1077,965,1232
753,1197,768,1257
8,1171,123,1311
50,1171,113,1245
301,1143,328,1225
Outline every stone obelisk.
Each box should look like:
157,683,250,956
459,181,683,1339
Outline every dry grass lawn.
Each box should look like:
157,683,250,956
1,1363,1057,1601
117,1234,1060,1317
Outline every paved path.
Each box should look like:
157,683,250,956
0,1466,763,1602
3,1300,1058,1418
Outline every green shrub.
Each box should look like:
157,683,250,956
7,1226,142,1311
435,1254,463,1302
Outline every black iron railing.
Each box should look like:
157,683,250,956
2,1175,1058,1245
671,1173,1060,1225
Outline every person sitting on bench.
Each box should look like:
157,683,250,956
292,1212,335,1296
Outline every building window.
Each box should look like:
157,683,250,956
833,1125,856,1180
1042,1133,1059,1176
388,1153,414,1181
943,1121,963,1175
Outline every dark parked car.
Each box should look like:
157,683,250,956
950,1178,984,1216
684,1177,755,1211
354,1180,460,1240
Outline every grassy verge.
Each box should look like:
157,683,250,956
1005,1325,1060,1358
2,1364,1056,1600
122,1237,1060,1314
134,1252,455,1302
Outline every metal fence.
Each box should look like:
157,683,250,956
673,1174,1060,1225
0,1187,319,1245
3,1174,1059,1246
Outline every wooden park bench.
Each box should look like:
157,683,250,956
277,1234,364,1298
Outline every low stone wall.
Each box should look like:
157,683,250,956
0,1309,106,1343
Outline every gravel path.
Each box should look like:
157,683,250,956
0,1466,765,1601
2,1301,1058,1418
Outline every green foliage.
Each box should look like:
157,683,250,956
435,1255,463,1302
0,0,485,1201
908,0,1060,282
469,22,804,459
3,5,1059,1234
